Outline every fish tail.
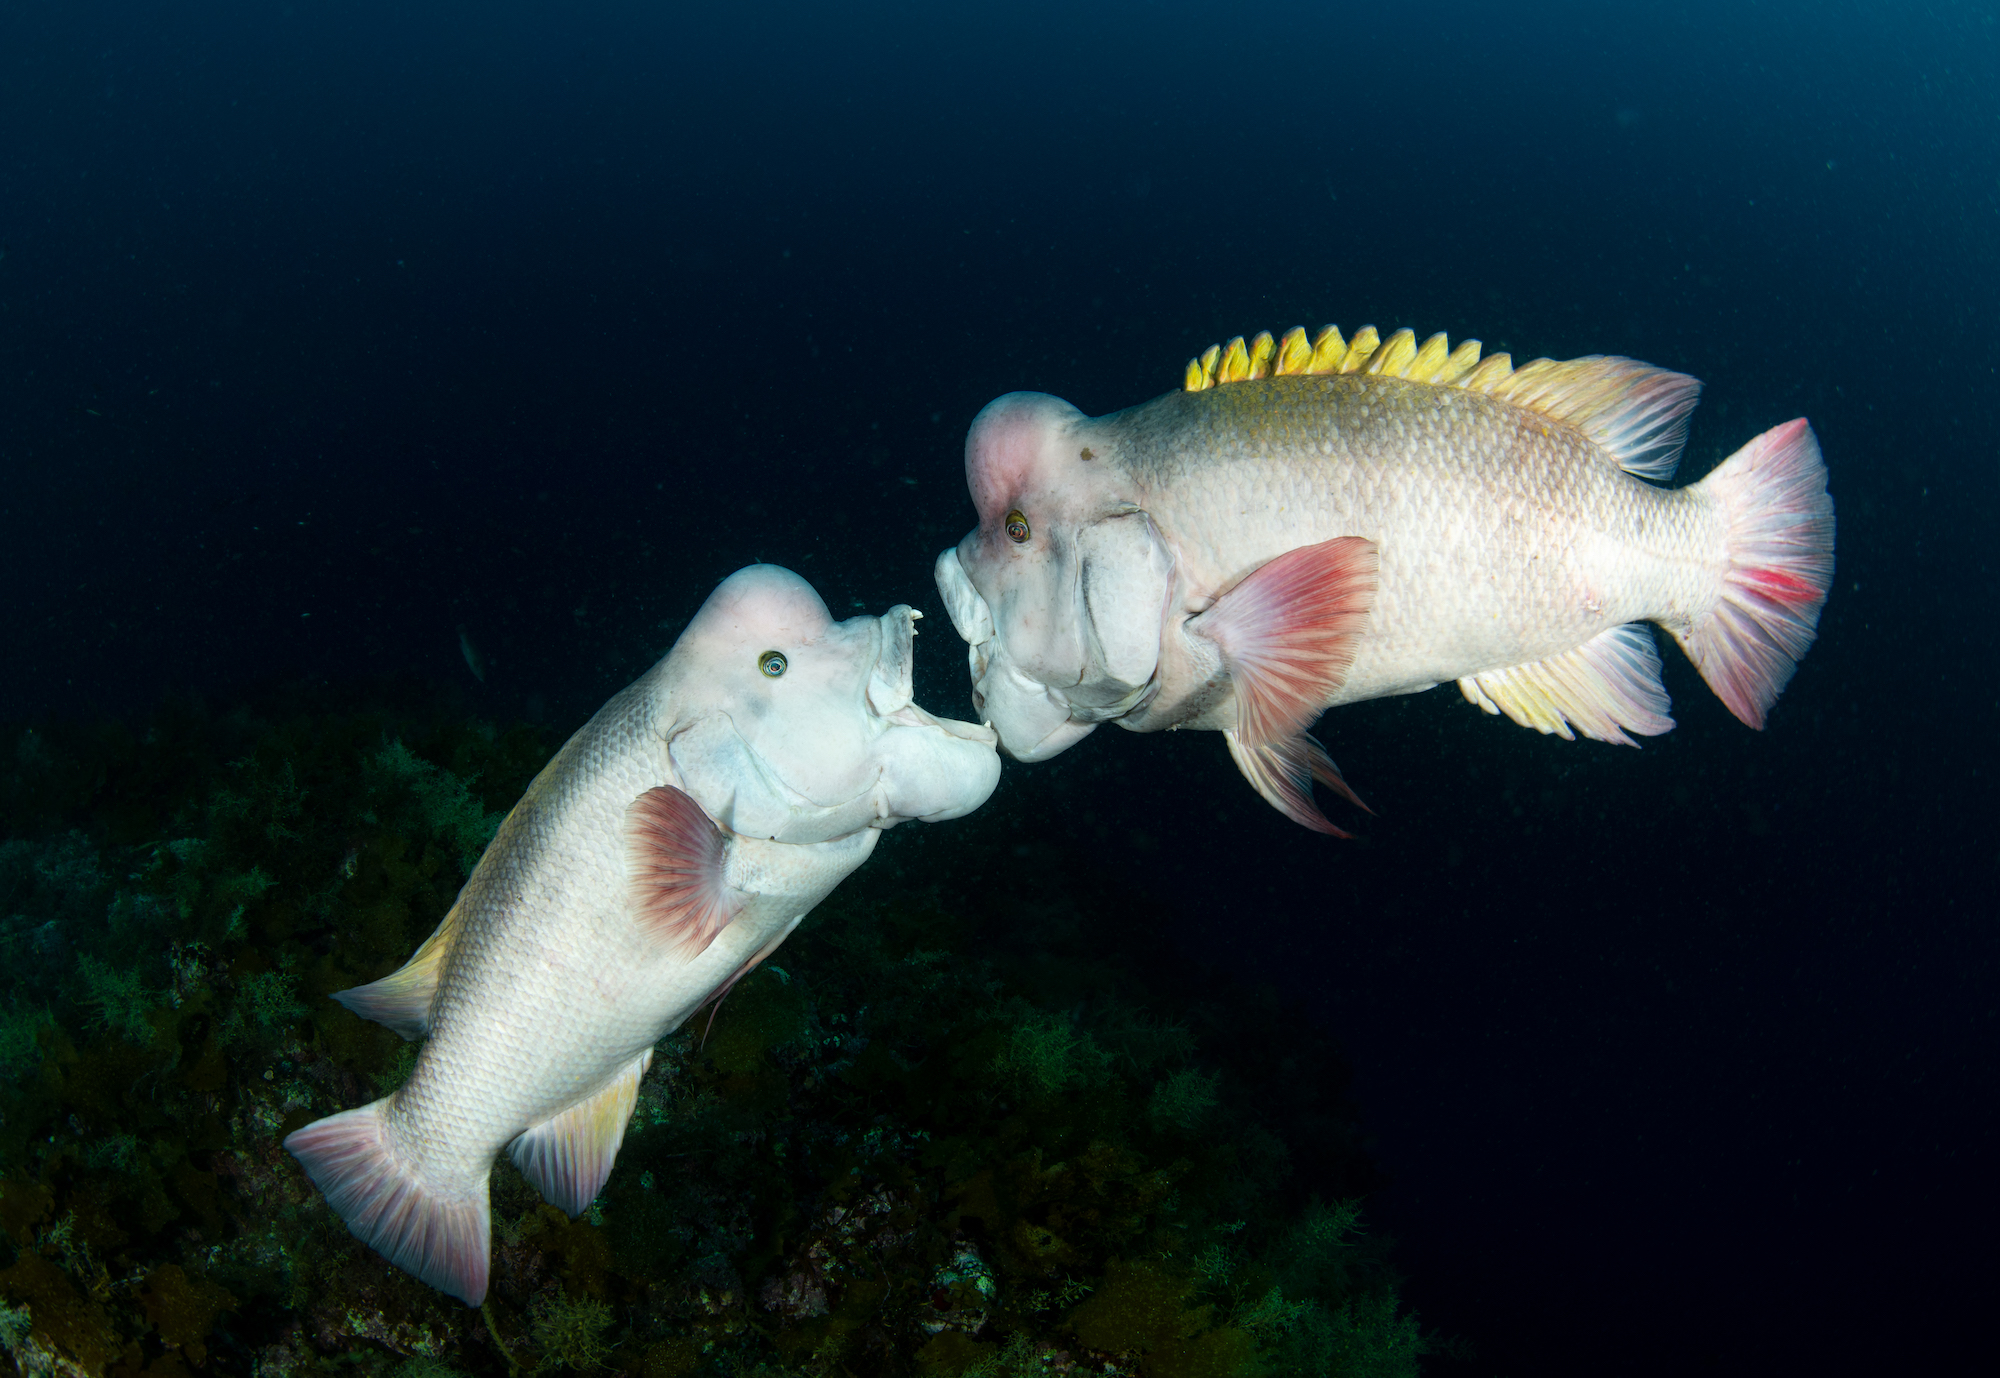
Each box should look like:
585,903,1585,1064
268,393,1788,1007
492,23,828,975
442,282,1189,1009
1676,418,1835,728
285,1100,491,1305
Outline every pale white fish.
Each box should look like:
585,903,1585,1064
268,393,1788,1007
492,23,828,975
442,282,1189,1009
286,565,999,1304
935,323,1834,832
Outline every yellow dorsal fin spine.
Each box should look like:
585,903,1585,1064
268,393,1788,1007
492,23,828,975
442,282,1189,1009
1437,337,1483,384
1404,332,1453,383
1459,352,1514,391
1307,325,1346,374
1274,326,1311,376
1338,325,1380,373
1365,327,1418,377
1219,336,1250,384
1247,331,1277,379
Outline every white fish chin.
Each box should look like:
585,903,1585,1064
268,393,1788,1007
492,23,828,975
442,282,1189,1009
971,649,1096,762
936,544,1102,762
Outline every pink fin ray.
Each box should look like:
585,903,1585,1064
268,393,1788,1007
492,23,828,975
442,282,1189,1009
284,1101,490,1306
509,1050,651,1217
1457,623,1674,747
625,785,738,957
1194,536,1379,751
1224,730,1368,836
1677,418,1835,728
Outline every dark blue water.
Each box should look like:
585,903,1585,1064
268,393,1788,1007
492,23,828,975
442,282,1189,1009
3,2,1993,1373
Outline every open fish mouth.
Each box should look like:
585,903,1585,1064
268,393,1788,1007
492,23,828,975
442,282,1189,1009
863,604,997,748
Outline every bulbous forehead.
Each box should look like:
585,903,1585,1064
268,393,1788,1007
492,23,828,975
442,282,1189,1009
685,565,834,649
965,392,1084,519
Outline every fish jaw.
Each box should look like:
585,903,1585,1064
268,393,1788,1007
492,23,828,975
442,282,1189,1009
936,517,1175,762
935,543,1094,761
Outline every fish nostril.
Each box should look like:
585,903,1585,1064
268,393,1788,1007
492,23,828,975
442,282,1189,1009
971,689,986,713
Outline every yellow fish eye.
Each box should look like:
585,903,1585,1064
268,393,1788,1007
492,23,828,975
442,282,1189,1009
758,650,787,678
1004,510,1031,544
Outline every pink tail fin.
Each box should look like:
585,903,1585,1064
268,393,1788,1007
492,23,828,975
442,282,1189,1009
1677,417,1835,728
284,1101,491,1306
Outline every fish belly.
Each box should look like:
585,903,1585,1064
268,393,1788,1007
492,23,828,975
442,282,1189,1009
1118,376,1720,706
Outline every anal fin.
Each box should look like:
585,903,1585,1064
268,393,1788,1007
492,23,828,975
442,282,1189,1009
509,1049,653,1217
1457,623,1674,746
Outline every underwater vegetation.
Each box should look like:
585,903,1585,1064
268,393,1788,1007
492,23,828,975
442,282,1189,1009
1,682,1443,1376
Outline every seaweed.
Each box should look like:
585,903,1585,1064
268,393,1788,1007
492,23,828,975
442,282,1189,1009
0,685,1445,1377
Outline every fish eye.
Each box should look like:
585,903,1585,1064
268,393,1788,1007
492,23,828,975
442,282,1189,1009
1004,509,1031,544
757,650,787,678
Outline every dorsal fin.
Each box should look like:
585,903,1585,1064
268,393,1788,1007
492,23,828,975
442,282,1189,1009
332,902,467,1041
1184,325,1702,480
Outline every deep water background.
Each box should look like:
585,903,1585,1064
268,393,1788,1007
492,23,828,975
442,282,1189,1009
2,2,1994,1374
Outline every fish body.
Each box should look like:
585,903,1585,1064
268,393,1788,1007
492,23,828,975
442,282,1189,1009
286,566,1000,1303
935,326,1834,831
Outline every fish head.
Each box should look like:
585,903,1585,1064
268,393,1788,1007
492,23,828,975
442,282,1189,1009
937,391,1175,761
665,565,1001,843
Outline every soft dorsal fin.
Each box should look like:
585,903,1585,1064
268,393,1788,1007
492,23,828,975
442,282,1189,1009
624,784,738,958
332,903,467,1041
509,1049,652,1216
1184,324,1702,480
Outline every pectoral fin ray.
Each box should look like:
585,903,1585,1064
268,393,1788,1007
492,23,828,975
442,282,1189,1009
625,784,738,957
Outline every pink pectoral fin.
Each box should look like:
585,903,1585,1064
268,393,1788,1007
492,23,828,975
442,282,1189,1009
1225,731,1369,836
1192,536,1379,747
624,785,737,957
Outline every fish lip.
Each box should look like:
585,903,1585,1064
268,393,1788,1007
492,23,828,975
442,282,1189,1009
867,602,997,746
885,699,999,747
865,606,919,717
933,545,995,647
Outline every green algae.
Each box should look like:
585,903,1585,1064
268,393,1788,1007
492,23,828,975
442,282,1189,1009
0,688,1442,1377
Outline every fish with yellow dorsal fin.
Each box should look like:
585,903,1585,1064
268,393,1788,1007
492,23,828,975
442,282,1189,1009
933,325,1834,833
285,567,999,1304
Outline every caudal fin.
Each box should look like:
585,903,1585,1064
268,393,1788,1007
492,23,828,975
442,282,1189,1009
285,1101,491,1305
1676,418,1835,728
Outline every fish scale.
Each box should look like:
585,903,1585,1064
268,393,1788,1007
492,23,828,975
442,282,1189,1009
286,566,1000,1304
1106,374,1709,706
937,324,1834,833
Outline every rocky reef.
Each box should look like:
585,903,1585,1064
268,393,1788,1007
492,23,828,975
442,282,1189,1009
1,684,1442,1376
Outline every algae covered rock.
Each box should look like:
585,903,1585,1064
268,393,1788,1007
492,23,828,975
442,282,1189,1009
0,688,1441,1376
